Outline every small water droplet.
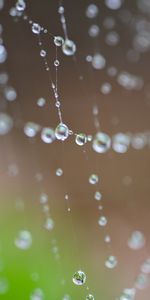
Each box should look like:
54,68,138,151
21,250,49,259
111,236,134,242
105,255,118,269
40,50,46,57
89,174,99,185
15,230,32,250
54,59,60,67
0,113,13,135
127,231,145,250
32,23,41,35
16,0,26,12
92,132,111,153
37,97,46,107
62,39,76,56
41,127,55,144
55,123,69,141
86,294,95,300
56,168,63,176
54,36,64,47
75,133,87,146
98,216,107,226
44,218,54,231
94,191,102,201
72,270,86,286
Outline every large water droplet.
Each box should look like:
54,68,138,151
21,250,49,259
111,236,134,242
0,113,13,135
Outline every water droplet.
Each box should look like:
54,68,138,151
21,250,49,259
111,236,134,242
39,193,48,204
0,45,7,63
86,294,95,300
94,191,102,201
98,216,107,226
86,4,99,18
56,168,63,176
112,133,130,153
30,288,44,300
15,230,32,250
141,258,150,274
55,123,69,141
120,288,136,300
0,113,13,135
127,231,145,250
117,71,143,91
104,235,111,243
62,294,71,300
92,132,111,153
54,36,64,47
105,31,120,46
58,6,64,14
24,122,40,138
105,0,123,10
41,127,55,144
32,23,41,35
16,0,26,12
101,82,112,94
103,16,116,29
89,174,99,185
105,255,118,269
131,133,147,150
62,39,76,56
37,97,46,107
0,0,4,11
44,218,54,231
92,53,106,70
0,72,8,85
72,270,86,285
135,273,149,290
88,25,100,37
75,133,87,146
54,59,60,67
4,86,17,101
40,50,46,57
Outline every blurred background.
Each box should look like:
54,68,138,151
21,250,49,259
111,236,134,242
0,0,150,299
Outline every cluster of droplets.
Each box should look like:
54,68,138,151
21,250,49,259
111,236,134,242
7,1,150,300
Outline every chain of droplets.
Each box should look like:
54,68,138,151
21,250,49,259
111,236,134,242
117,256,150,300
11,0,85,145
